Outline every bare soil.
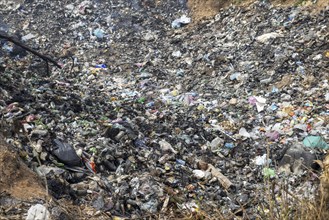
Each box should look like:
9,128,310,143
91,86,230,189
188,0,329,21
0,138,47,200
187,0,230,21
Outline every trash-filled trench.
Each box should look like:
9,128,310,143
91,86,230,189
0,0,329,219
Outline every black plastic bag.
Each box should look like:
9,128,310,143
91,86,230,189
52,139,82,166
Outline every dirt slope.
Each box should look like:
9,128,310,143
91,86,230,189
0,139,47,200
188,0,329,20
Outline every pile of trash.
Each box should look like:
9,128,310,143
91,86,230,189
1,0,328,219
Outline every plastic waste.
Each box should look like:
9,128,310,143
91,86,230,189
137,97,146,103
278,143,315,175
325,51,329,58
172,51,182,57
26,204,50,220
159,140,177,154
224,143,235,149
254,154,271,166
210,137,224,150
255,32,283,43
325,93,329,102
140,199,159,213
171,15,191,28
176,159,186,166
0,21,8,32
92,195,105,210
2,43,13,53
22,33,36,41
52,139,82,166
249,96,267,112
193,169,211,180
296,61,305,74
239,127,251,139
303,136,328,150
263,168,276,178
95,64,107,68
229,72,241,81
271,87,279,93
270,103,278,111
265,131,280,141
93,28,105,39
133,139,147,148
145,101,154,108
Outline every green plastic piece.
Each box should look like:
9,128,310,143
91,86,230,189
303,136,328,150
263,168,276,178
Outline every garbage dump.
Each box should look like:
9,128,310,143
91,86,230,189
0,0,329,219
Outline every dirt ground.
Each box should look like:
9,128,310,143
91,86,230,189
187,0,230,21
0,139,47,200
188,0,329,21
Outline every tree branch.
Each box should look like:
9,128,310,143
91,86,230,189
0,31,62,69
